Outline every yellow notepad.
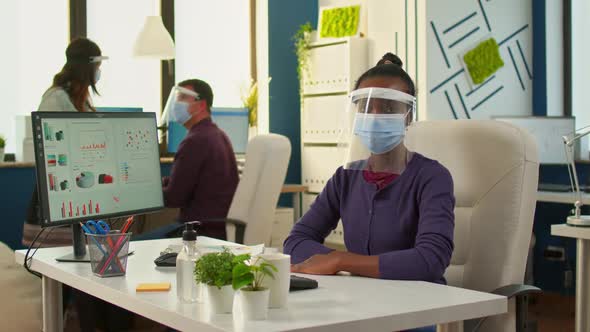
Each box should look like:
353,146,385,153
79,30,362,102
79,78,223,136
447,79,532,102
136,282,171,292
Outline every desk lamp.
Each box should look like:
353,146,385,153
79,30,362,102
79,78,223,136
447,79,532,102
563,126,590,226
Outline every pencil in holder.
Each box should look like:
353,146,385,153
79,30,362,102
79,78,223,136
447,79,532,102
86,232,132,277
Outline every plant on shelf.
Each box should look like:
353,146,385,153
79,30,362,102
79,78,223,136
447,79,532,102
0,135,5,162
293,22,313,87
232,254,277,320
194,249,240,313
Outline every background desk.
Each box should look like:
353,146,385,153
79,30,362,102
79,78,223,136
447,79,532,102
537,191,590,205
16,237,507,332
0,160,303,250
552,224,590,332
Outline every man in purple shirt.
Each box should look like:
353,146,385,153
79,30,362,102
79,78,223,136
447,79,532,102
285,53,455,292
162,79,238,239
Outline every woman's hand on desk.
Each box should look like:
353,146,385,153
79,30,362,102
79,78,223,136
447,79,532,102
291,251,342,275
291,251,380,278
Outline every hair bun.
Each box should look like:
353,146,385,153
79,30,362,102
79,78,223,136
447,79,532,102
377,52,403,67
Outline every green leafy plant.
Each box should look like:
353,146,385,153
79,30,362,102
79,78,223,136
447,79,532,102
0,135,5,149
242,78,271,128
293,22,313,85
243,80,258,127
320,5,360,38
194,249,240,289
463,38,504,85
232,254,278,291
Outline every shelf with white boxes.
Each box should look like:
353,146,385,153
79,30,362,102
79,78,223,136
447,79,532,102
300,35,367,250
302,37,368,96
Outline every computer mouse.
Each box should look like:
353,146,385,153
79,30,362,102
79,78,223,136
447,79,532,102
154,252,178,267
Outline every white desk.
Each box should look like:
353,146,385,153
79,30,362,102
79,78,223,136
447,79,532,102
16,237,506,332
552,224,590,332
537,191,590,205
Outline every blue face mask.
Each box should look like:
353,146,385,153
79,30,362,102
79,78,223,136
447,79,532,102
170,101,191,124
353,114,406,154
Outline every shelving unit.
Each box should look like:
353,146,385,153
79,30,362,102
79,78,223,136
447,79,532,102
300,35,368,246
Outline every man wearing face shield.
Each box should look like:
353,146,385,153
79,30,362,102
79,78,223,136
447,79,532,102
159,79,238,239
285,53,455,295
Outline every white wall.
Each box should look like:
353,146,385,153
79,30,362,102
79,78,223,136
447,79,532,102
256,0,270,134
424,0,533,120
366,0,533,121
545,0,564,117
572,0,590,131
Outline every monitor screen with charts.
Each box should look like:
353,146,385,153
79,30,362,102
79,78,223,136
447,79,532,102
32,112,164,227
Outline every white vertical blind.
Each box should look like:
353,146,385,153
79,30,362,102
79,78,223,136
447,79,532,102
175,0,251,108
87,0,161,114
0,1,68,154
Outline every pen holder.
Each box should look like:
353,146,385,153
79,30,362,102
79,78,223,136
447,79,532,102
87,232,132,277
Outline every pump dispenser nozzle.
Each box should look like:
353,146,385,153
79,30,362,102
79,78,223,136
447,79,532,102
182,221,200,241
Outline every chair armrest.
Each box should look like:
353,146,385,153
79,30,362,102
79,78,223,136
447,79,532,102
200,218,247,244
491,284,542,299
467,284,541,332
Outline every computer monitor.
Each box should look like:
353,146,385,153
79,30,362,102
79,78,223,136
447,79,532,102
212,108,249,155
95,107,143,113
167,107,249,155
32,112,164,261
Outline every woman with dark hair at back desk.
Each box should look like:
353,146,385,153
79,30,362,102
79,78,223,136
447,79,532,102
22,38,137,332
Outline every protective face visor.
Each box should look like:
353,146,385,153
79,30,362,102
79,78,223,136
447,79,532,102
89,56,109,63
160,85,201,126
337,87,416,173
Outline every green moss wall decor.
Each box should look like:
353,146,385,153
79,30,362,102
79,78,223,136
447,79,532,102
463,38,504,85
319,5,360,38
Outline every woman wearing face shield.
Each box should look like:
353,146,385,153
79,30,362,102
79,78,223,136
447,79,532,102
21,38,134,332
24,37,107,246
285,53,455,288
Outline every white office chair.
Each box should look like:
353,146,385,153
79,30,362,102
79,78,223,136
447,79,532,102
406,120,540,332
205,134,291,245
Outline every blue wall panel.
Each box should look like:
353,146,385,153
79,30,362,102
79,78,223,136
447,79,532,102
268,0,318,207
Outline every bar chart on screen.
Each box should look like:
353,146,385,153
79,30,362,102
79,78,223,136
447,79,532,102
58,199,103,218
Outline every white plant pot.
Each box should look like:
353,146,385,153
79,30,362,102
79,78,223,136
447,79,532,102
238,288,270,320
206,285,234,314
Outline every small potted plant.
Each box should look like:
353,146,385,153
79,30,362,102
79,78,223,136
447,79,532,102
232,254,278,320
0,135,5,162
194,249,239,314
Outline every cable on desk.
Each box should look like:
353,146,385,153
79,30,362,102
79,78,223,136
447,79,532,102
23,226,60,278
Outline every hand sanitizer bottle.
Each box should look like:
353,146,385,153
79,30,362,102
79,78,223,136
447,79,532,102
176,222,201,302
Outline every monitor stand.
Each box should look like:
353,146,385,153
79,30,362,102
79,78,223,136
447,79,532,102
55,223,90,262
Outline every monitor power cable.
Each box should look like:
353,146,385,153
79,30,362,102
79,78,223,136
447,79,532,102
23,226,60,278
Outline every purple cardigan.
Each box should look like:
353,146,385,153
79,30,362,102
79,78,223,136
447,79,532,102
163,118,238,238
283,153,455,283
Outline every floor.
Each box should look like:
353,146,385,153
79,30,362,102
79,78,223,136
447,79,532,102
530,292,575,332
